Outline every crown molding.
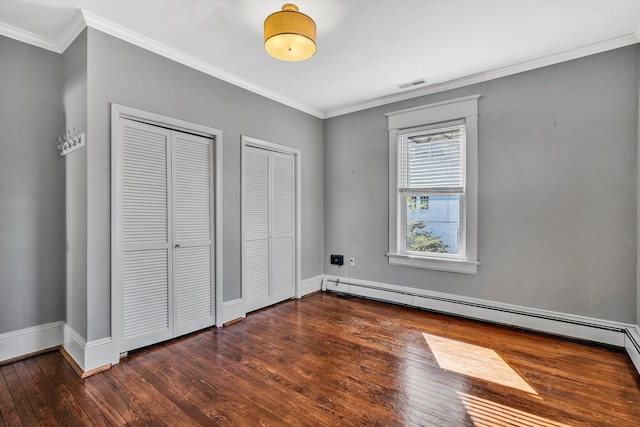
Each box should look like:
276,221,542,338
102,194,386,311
2,10,638,120
324,32,640,119
0,21,60,52
58,10,87,53
80,11,324,119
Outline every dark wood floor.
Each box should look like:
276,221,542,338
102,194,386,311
1,292,639,426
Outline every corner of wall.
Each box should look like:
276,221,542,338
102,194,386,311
62,323,112,375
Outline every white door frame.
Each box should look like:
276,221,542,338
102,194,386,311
241,135,302,313
111,103,223,364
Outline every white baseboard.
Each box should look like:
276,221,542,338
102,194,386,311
62,324,113,372
222,298,245,324
300,274,324,297
220,275,324,324
625,326,640,373
62,323,85,368
323,275,632,348
0,322,111,375
0,321,63,363
84,338,112,371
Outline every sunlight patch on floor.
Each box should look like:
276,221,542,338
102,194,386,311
458,392,570,427
422,332,538,395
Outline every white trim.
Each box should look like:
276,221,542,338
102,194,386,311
241,135,303,305
214,123,224,328
1,10,322,117
0,322,111,373
61,325,113,372
222,299,246,324
110,103,224,364
1,317,638,376
625,326,640,373
62,323,86,369
386,94,481,130
61,324,112,372
0,22,60,52
323,275,633,348
387,253,478,274
3,12,636,119
57,10,87,54
80,11,323,119
324,33,640,118
0,322,63,363
84,337,113,371
387,95,479,274
300,275,324,296
0,10,85,54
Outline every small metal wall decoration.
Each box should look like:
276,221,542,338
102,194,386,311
56,127,85,157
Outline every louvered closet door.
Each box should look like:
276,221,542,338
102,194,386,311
120,120,173,352
117,119,215,353
173,132,214,336
243,145,295,313
243,147,272,312
270,151,295,304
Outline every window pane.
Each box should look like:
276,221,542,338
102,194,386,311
406,195,460,254
399,124,465,194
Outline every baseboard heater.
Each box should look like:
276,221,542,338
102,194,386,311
322,276,631,349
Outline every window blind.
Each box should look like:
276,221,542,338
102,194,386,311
398,123,466,195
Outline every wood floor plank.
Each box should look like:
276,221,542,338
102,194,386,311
161,343,292,426
214,327,401,425
34,351,111,427
0,367,23,427
1,293,639,426
231,320,466,425
4,363,45,427
16,358,74,426
82,371,138,425
111,357,216,426
124,357,222,426
0,364,39,426
177,341,334,426
133,352,230,425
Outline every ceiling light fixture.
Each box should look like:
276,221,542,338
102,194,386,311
264,3,316,62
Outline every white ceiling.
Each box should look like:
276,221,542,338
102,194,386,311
1,0,639,118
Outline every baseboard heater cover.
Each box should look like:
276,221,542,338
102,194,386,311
322,276,630,346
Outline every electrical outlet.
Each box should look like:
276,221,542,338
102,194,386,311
350,257,355,266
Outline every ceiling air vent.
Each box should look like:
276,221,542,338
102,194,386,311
397,78,427,90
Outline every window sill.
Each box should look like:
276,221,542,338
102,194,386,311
387,253,478,274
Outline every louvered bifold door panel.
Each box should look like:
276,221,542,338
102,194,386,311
244,239,270,311
122,250,169,342
173,132,214,336
120,120,172,351
270,152,295,303
243,147,271,312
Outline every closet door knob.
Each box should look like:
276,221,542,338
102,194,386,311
174,244,180,248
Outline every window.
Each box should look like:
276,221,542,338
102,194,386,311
386,95,480,274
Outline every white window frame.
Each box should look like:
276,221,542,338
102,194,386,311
386,95,480,274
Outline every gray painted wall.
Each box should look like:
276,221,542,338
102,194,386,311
637,48,640,326
84,29,324,340
1,29,637,345
324,45,640,324
63,30,88,339
0,36,65,333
